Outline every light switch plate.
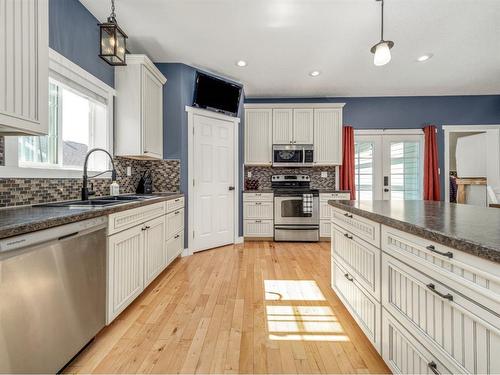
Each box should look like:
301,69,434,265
126,166,132,176
247,171,252,178
321,171,328,178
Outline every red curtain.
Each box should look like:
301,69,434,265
423,125,441,201
340,126,356,199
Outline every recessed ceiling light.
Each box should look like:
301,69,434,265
309,70,321,77
236,60,247,67
417,54,433,62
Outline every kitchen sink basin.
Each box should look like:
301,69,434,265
35,195,157,209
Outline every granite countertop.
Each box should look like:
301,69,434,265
243,189,350,193
318,189,351,194
0,193,184,240
243,189,274,193
328,200,500,264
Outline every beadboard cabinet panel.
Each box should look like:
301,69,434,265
293,108,314,144
0,0,48,135
272,109,293,144
382,253,500,374
244,220,273,238
331,207,380,247
243,201,274,220
143,216,166,288
141,66,163,158
245,109,272,165
314,108,342,165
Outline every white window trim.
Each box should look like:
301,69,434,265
1,49,116,179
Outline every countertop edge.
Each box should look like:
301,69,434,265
328,200,500,264
0,194,184,240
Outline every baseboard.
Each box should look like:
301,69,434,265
181,248,191,257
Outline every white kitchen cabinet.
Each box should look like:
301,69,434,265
143,216,166,288
0,0,48,135
273,109,293,144
107,225,144,323
243,192,273,238
320,192,351,240
245,108,273,165
115,54,166,159
165,198,185,265
314,108,342,165
244,220,274,238
166,230,184,264
293,109,314,144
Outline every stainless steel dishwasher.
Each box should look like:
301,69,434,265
0,216,107,373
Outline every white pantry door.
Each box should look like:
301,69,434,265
192,114,235,252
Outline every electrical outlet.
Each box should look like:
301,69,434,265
247,171,252,178
126,166,132,176
321,171,328,178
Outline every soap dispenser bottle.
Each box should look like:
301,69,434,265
110,180,120,196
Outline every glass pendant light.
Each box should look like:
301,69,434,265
99,0,128,66
370,0,394,66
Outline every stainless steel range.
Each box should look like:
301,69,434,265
272,175,320,242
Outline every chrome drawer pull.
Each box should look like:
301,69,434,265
428,361,440,375
344,233,353,240
426,245,453,259
343,213,353,218
344,273,354,282
426,283,453,301
255,220,262,223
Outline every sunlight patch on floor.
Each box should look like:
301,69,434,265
264,280,326,301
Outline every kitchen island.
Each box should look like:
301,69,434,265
328,200,500,375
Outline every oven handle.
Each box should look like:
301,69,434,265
275,226,319,230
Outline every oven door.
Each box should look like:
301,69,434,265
274,196,319,226
272,146,304,167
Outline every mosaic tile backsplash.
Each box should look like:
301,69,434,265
0,157,180,207
244,166,337,190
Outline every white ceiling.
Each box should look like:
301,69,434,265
81,0,500,97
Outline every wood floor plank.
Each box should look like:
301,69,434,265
65,241,391,374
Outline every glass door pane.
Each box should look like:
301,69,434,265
355,141,374,200
384,137,423,200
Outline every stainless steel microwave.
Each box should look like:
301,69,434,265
272,144,314,167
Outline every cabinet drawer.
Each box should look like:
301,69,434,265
320,192,351,201
244,220,273,237
243,201,273,219
382,253,500,374
166,230,183,264
320,220,331,238
331,207,380,247
319,201,331,219
243,192,273,202
108,202,165,235
332,223,380,299
382,309,459,375
331,259,381,352
166,197,184,213
382,225,500,314
166,208,184,240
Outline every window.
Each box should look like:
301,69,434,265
355,141,375,200
19,79,110,172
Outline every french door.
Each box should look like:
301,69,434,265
355,132,424,200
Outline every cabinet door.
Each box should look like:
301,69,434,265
243,201,274,220
314,108,342,165
245,109,272,165
273,109,293,144
166,230,183,264
0,0,48,135
293,109,314,144
107,226,144,323
244,220,274,237
141,66,163,159
143,216,166,287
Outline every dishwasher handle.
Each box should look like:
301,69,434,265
0,216,107,254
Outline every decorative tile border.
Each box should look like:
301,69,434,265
244,166,337,189
0,157,180,207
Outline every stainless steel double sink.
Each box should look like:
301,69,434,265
36,195,157,209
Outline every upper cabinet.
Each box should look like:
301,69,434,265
245,108,273,165
314,108,343,165
115,55,167,159
272,108,314,144
0,0,48,135
245,104,344,166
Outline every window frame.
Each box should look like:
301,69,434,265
1,49,115,179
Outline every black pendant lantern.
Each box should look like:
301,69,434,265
99,0,128,66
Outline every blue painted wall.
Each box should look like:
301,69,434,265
246,95,500,200
155,63,245,241
49,0,114,87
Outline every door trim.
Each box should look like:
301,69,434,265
186,106,241,255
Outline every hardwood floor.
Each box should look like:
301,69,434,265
65,241,390,374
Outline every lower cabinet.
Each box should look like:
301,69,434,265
107,225,145,323
331,258,381,352
243,192,274,239
143,216,166,288
166,230,184,264
244,219,274,238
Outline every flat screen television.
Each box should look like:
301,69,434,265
193,72,242,117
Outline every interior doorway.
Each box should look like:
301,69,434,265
354,130,424,201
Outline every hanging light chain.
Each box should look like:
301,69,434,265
380,0,384,41
109,0,116,21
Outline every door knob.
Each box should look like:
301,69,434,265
384,188,390,192
228,186,235,191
